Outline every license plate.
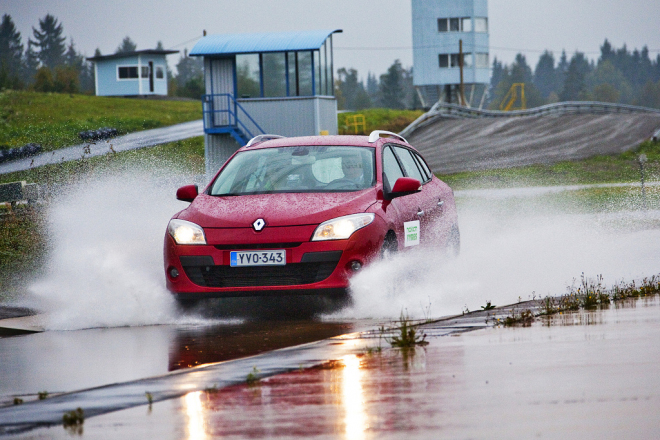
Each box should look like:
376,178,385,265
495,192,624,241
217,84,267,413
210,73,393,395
230,250,286,267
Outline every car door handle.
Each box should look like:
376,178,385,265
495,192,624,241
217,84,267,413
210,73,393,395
417,210,425,217
437,200,444,207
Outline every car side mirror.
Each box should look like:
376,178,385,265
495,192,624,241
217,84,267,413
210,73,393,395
387,177,421,200
176,184,198,202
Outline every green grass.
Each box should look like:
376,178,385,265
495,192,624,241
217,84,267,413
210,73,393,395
338,108,424,135
0,136,205,186
439,140,660,190
0,90,201,152
0,207,47,299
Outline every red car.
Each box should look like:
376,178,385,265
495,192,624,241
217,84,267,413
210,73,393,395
164,131,459,301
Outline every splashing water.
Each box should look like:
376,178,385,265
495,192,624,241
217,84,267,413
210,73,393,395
339,189,660,320
25,172,660,327
28,170,194,330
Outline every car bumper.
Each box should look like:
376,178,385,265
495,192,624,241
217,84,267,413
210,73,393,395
164,220,385,298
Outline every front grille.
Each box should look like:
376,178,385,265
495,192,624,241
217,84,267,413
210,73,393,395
182,262,339,288
213,242,302,250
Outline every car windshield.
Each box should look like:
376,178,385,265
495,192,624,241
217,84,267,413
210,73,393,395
209,146,375,196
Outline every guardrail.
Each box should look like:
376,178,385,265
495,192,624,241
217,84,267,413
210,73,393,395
400,101,660,138
0,181,40,212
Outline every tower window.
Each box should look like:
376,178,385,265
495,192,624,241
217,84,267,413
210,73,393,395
475,17,488,32
438,17,473,33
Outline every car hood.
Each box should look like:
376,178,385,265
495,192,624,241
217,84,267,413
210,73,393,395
178,190,378,228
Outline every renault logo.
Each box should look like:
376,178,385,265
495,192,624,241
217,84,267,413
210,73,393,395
253,218,266,231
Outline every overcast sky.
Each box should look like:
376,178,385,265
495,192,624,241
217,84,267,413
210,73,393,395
2,0,659,80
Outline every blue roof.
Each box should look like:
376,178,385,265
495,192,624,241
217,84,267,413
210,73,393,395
190,29,342,56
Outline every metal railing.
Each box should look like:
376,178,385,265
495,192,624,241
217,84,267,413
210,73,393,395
201,93,265,140
400,101,660,138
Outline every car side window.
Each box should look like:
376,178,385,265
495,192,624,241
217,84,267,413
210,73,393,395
393,146,425,183
414,152,433,180
382,146,405,192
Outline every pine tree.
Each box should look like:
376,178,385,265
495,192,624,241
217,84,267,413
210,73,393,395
600,40,614,65
366,72,379,105
556,50,569,94
0,14,24,79
174,48,204,98
32,14,66,69
379,60,405,109
336,68,371,110
23,39,39,83
489,57,504,96
115,36,137,54
533,51,557,98
560,52,591,101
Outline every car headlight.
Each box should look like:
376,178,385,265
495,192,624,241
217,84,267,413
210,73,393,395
168,219,207,245
311,213,375,241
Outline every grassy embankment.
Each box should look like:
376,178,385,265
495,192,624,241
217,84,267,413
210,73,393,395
0,90,201,152
439,140,660,190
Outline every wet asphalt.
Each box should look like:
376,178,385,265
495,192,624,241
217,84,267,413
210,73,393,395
1,297,658,438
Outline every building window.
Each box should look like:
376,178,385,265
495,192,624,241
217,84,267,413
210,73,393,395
463,53,473,68
156,66,164,79
440,53,476,69
141,66,149,78
237,54,261,98
438,17,479,33
475,53,489,68
117,66,138,79
262,52,286,97
475,17,488,32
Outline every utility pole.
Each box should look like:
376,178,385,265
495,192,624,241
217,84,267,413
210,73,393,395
459,39,465,106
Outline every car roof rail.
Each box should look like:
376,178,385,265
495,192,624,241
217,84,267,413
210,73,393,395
368,130,408,144
246,134,286,147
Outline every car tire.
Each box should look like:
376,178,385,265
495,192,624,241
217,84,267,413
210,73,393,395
380,231,398,259
446,225,460,257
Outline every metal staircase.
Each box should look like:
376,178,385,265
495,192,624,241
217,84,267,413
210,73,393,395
201,93,265,145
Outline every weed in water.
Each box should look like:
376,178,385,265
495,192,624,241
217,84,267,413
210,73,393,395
502,308,535,327
13,397,23,405
246,366,260,385
62,407,84,428
38,391,48,400
421,297,433,322
145,392,153,405
540,296,557,316
481,301,496,311
388,313,429,348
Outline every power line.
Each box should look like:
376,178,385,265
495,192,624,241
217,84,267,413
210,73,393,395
167,34,204,51
335,45,660,55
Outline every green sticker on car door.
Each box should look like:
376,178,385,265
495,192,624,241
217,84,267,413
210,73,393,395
404,220,420,247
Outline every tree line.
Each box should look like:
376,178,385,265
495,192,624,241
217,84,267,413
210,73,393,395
0,13,204,98
489,41,660,109
3,12,659,110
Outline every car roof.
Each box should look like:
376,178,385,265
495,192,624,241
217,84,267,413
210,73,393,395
241,135,412,151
